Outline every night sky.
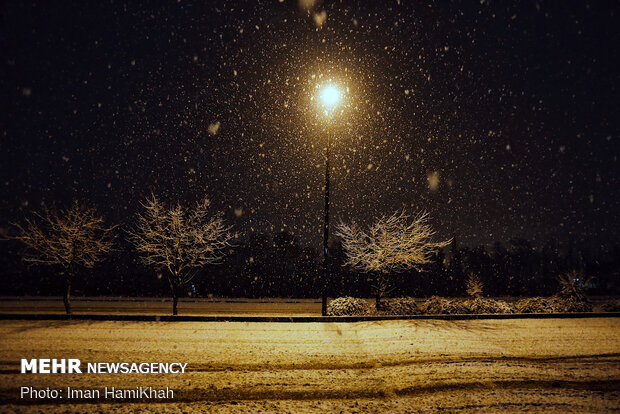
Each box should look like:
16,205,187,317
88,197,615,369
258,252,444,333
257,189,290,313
1,1,618,249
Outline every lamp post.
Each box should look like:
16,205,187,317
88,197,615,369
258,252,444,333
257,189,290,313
318,84,341,316
322,126,330,316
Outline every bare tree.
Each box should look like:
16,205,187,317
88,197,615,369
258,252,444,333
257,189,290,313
336,210,450,309
128,194,233,315
12,201,115,314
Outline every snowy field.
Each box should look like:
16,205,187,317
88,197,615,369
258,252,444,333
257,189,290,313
1,318,619,413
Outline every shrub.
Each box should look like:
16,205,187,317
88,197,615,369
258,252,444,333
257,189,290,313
461,298,513,314
551,295,592,312
514,296,593,313
379,297,420,315
552,270,592,312
601,300,620,312
326,297,372,316
556,270,590,301
514,297,558,313
419,296,468,315
466,273,484,298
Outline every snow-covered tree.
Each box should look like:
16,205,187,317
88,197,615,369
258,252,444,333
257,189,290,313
336,210,450,309
129,194,232,315
12,201,115,314
466,273,484,298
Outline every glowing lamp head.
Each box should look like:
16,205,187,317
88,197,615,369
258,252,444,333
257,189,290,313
320,85,341,108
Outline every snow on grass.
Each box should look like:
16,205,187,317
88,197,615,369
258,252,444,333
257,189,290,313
0,319,619,412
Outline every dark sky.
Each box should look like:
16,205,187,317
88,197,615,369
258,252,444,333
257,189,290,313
1,0,618,249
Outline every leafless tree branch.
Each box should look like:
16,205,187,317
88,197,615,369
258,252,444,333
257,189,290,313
336,210,450,308
128,194,233,314
11,200,115,314
12,200,115,269
336,210,450,274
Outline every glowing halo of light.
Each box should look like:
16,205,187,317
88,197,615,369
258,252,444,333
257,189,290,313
320,85,341,108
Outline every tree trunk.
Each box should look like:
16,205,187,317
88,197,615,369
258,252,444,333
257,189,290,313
63,272,72,315
172,290,178,316
167,275,179,316
374,272,385,311
322,295,327,316
171,281,179,316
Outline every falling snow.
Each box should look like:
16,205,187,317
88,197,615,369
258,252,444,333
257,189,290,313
208,121,221,136
0,0,618,290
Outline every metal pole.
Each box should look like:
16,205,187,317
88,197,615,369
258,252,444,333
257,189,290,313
321,128,330,316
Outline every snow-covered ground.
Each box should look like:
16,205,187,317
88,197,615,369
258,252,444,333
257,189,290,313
1,318,619,412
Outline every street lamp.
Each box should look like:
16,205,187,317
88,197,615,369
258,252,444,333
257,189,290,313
317,83,342,316
320,85,341,111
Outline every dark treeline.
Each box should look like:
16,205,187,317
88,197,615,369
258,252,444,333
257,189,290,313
1,232,619,298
